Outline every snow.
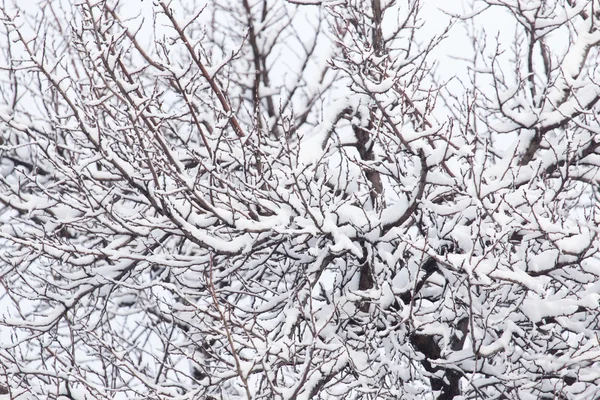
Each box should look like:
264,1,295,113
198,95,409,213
522,295,599,323
3,0,600,399
116,78,140,93
297,96,351,166
499,90,538,128
528,249,559,273
540,85,600,128
450,225,474,253
490,268,545,294
363,77,395,94
543,17,600,113
556,232,592,255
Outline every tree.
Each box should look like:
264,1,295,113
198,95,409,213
1,0,600,398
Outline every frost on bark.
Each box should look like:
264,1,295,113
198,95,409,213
1,0,600,399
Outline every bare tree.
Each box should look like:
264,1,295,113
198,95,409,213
1,0,600,399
